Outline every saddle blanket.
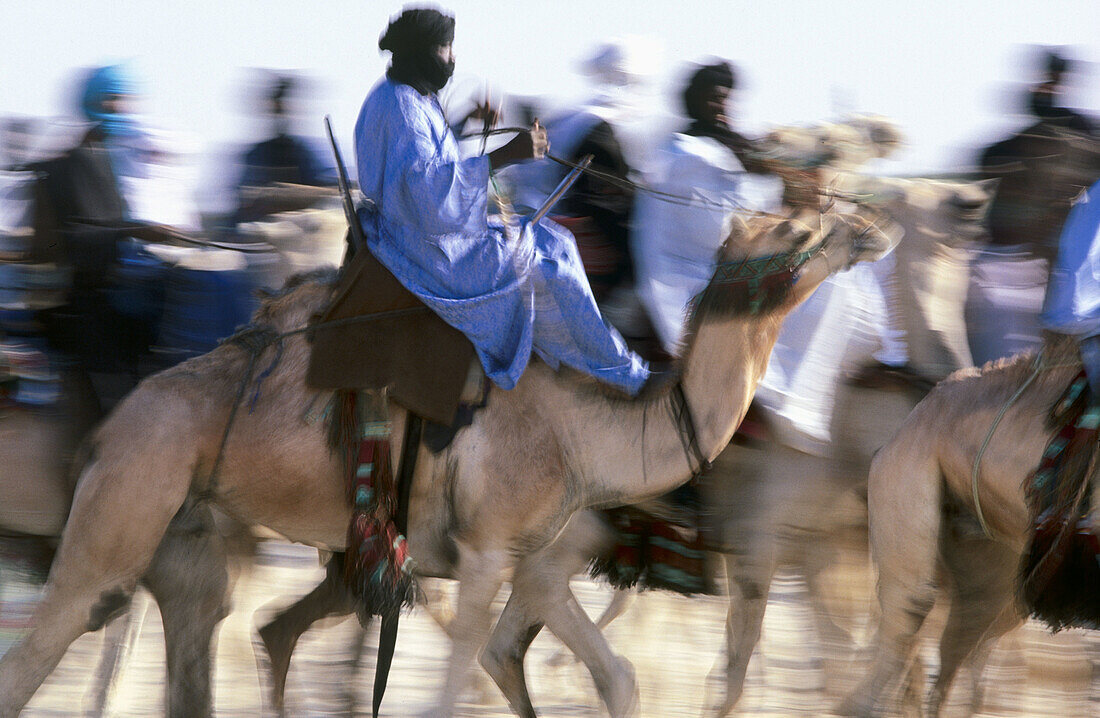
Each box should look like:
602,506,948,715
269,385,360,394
1021,369,1100,630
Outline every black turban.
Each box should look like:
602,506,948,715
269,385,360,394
379,7,456,95
379,8,455,56
682,61,738,123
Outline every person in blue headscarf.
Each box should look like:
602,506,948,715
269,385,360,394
354,7,649,394
33,65,194,407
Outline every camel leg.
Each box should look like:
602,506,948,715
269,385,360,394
0,421,196,717
926,526,1021,718
429,546,508,718
507,556,636,717
707,547,777,718
546,588,633,667
799,538,856,653
484,510,629,716
86,591,148,717
838,446,943,717
480,593,544,718
141,500,231,718
255,554,359,716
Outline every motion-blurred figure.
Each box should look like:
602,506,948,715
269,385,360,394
506,41,647,306
233,74,336,225
30,64,205,409
968,47,1100,365
632,60,782,355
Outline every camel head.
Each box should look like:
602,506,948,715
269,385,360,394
691,209,898,322
759,115,904,173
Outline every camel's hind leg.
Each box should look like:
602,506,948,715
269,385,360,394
926,519,1022,718
839,441,943,717
428,545,508,718
0,419,197,717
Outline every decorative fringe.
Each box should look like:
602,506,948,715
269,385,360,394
332,390,419,623
1021,513,1100,631
589,505,715,596
1019,370,1100,630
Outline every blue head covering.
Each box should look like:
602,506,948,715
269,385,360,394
80,65,140,139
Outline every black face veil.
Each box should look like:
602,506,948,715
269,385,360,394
380,8,456,95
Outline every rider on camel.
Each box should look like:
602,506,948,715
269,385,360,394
354,7,649,395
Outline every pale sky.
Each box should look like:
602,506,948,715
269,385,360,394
3,0,1098,185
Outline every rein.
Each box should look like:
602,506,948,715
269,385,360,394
970,350,1081,538
464,126,784,216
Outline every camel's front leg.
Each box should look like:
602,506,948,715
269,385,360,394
0,438,194,717
429,546,508,718
141,502,231,718
481,592,543,718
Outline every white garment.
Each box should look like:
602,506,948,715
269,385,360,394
631,133,781,352
755,265,879,454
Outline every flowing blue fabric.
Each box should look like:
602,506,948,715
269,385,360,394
1040,179,1100,337
353,79,648,393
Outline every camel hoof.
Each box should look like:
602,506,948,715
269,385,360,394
605,656,639,718
833,693,877,718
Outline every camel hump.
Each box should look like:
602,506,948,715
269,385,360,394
306,239,476,425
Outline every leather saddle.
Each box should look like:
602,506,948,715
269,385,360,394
306,236,476,426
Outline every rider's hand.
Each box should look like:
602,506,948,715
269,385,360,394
488,120,550,168
465,101,501,129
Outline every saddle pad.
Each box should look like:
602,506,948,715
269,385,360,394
306,237,476,426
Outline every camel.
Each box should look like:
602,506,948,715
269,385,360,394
252,287,914,717
837,332,1096,717
0,205,897,718
0,366,235,716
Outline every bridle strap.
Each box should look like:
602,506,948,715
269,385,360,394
671,382,710,479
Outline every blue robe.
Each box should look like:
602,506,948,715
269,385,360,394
353,79,648,393
1041,179,1100,337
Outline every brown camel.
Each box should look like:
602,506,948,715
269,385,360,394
838,333,1094,717
0,207,897,718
